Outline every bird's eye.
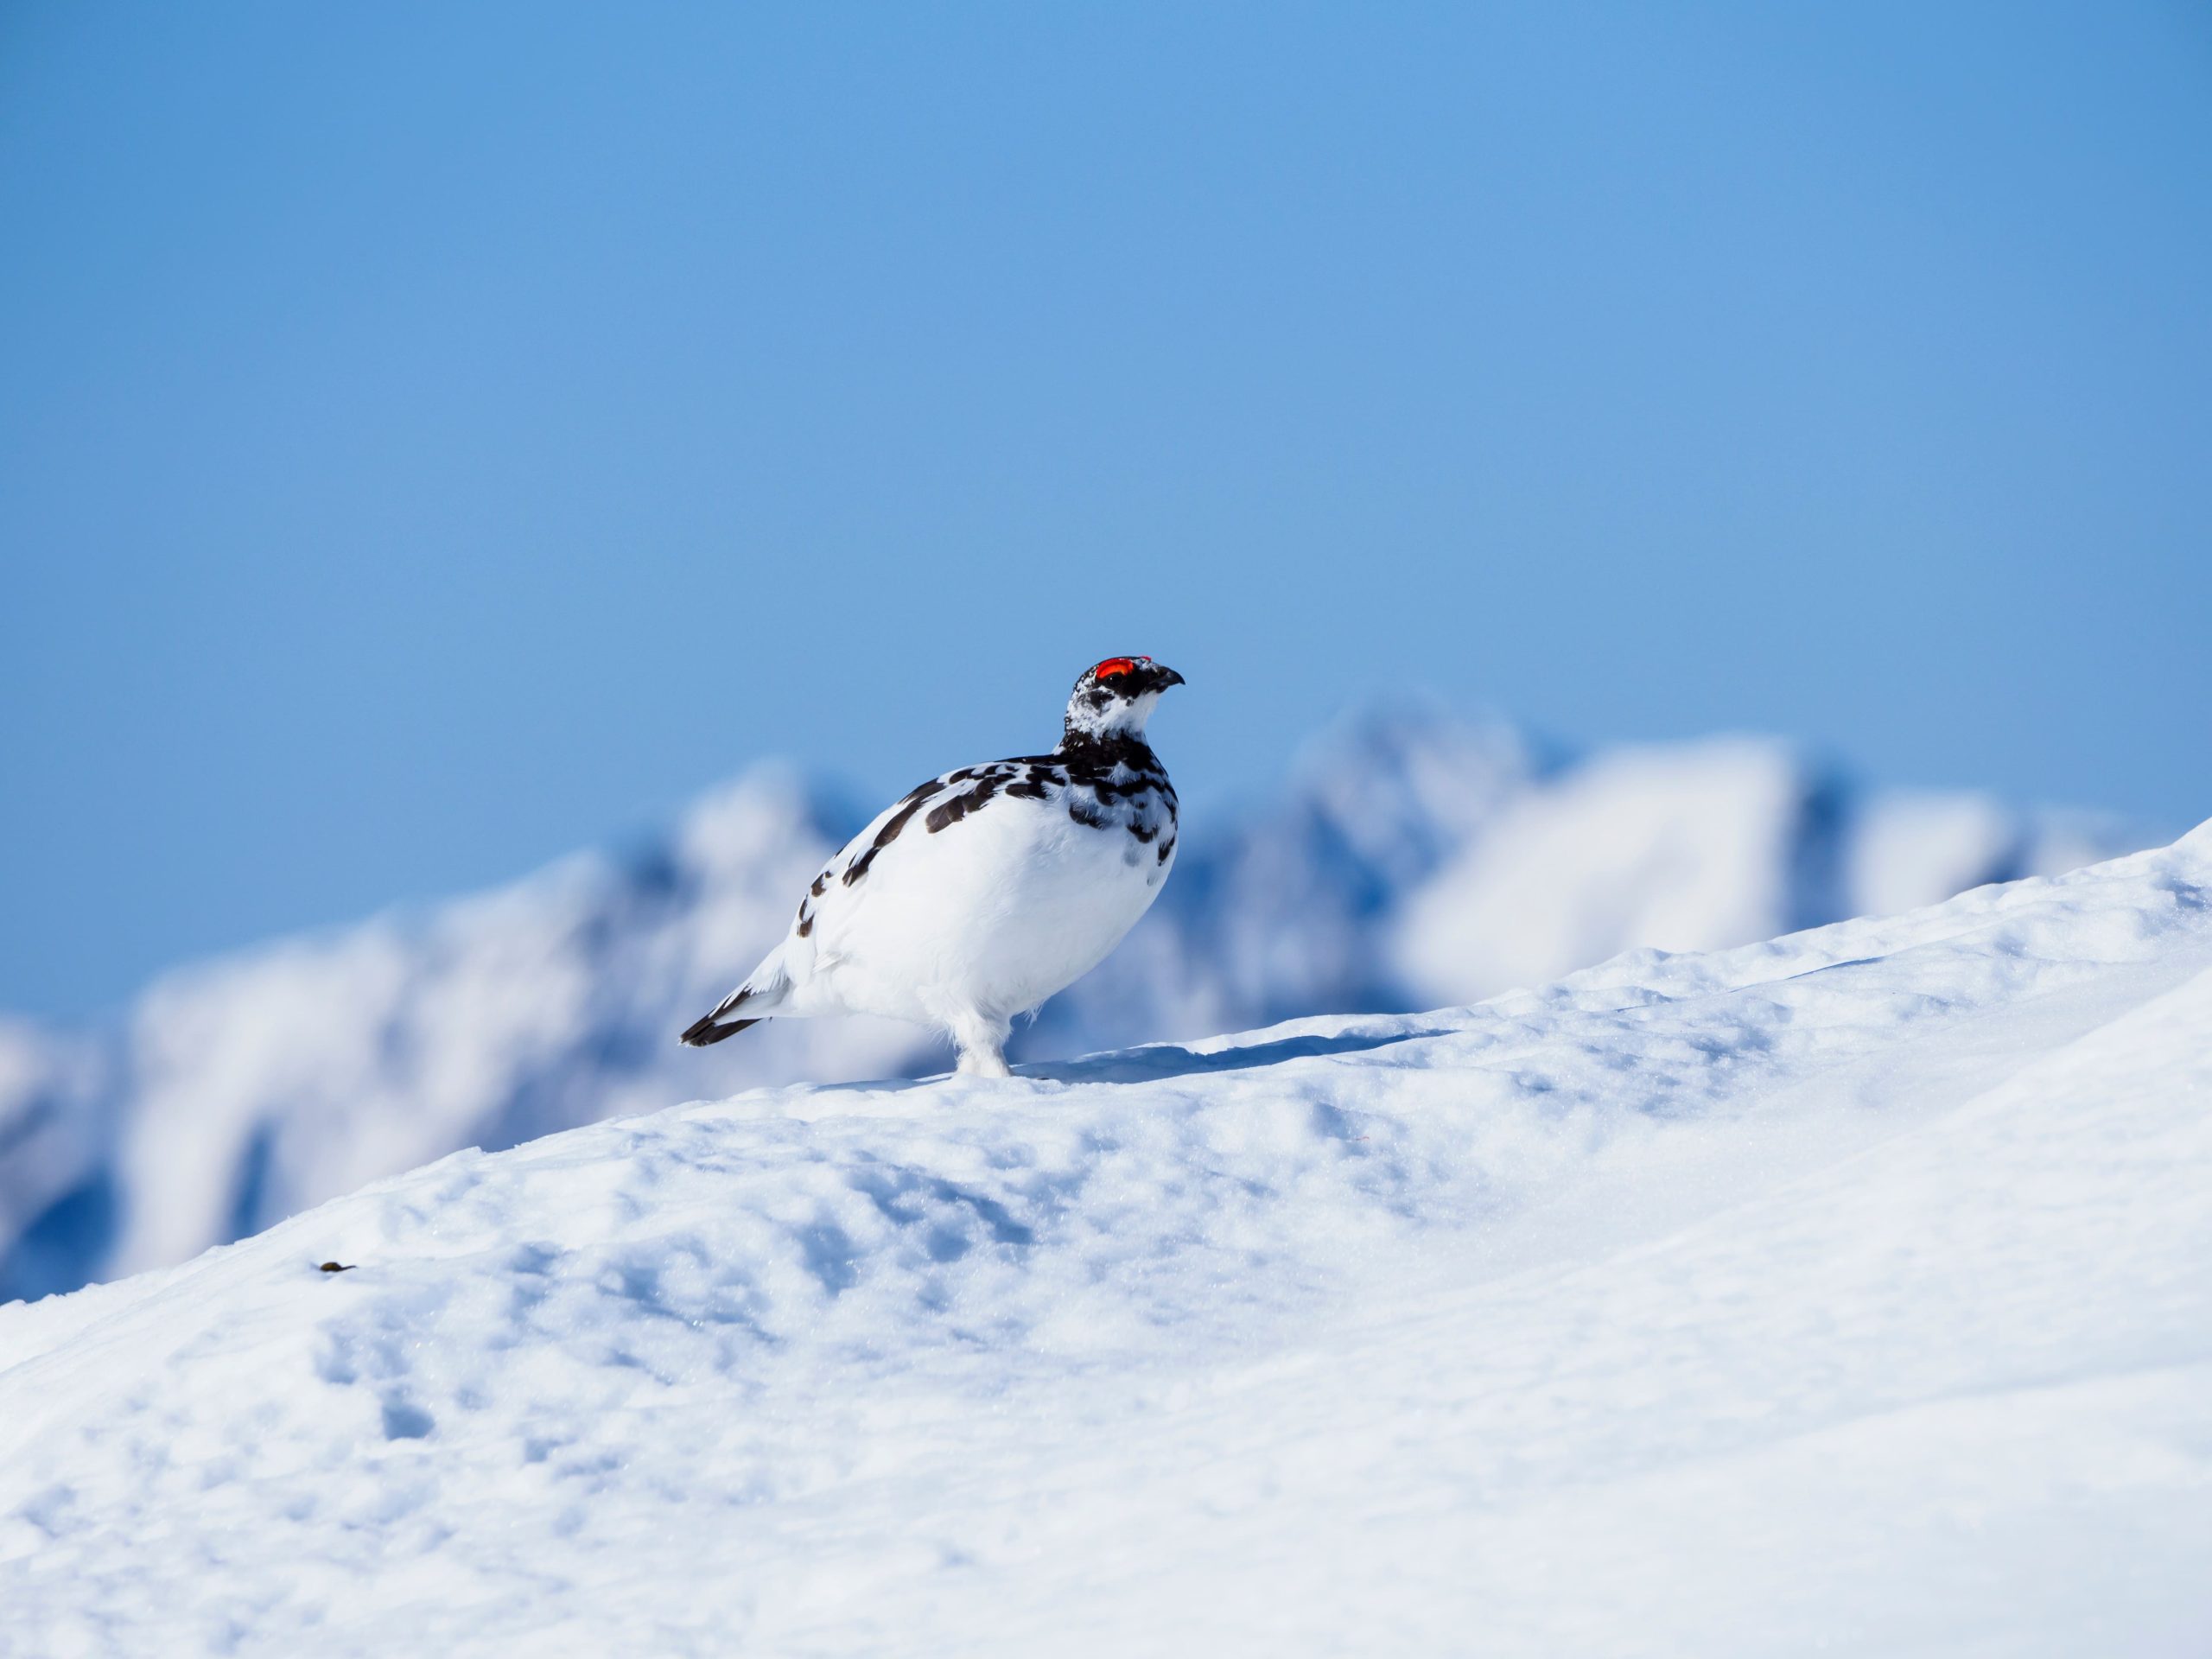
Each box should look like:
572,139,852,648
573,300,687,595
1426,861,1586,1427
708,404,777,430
1090,658,1139,682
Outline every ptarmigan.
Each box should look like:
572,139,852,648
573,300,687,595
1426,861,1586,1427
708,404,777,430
680,656,1185,1077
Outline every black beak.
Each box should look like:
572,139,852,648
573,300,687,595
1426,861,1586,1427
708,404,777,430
1150,664,1186,691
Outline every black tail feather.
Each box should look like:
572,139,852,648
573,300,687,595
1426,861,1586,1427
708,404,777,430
681,1012,759,1047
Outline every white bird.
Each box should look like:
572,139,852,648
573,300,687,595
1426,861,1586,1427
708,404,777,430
681,656,1186,1077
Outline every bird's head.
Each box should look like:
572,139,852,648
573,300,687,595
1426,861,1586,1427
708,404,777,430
1063,656,1185,744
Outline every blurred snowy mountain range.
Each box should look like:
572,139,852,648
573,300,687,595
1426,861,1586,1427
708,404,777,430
0,706,2144,1301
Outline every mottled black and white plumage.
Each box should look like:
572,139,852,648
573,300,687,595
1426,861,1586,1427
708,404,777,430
681,657,1185,1076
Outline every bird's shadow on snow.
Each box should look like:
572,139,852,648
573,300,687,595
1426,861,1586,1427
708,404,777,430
766,1024,1452,1104
1027,1026,1450,1086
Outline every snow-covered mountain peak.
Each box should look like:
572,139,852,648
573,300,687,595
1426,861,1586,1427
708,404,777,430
1274,699,1535,890
672,758,847,882
1392,732,1842,1001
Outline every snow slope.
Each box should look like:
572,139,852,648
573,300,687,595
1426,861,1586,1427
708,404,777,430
3,825,2207,1656
0,708,2144,1301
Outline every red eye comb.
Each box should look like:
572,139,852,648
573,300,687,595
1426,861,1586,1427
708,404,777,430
1090,657,1143,681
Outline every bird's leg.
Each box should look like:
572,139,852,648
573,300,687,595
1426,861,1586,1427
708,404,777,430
949,1010,1013,1078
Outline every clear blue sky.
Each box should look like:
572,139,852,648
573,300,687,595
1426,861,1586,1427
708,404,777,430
3,3,2207,1019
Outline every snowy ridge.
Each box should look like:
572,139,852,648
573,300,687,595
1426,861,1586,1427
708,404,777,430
2,825,2208,1655
0,707,2145,1300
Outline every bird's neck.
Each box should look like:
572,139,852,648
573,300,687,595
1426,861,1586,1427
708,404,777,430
1056,728,1160,771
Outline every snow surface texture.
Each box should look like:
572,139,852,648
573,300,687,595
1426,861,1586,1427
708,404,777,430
0,708,2141,1300
2,826,2207,1656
